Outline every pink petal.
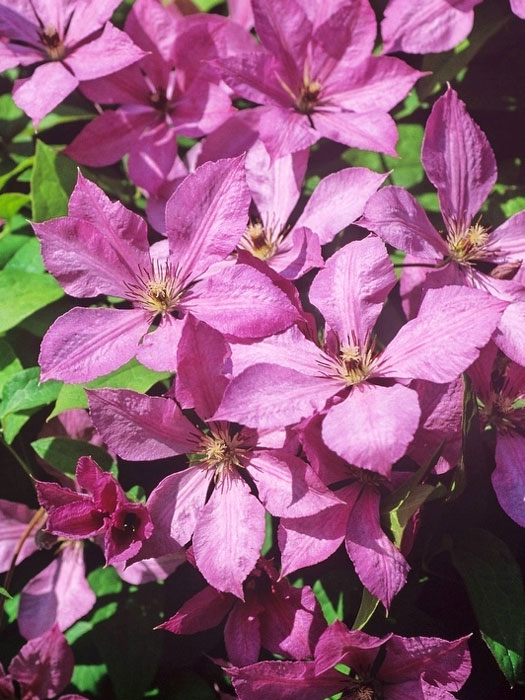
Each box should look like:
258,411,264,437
422,86,497,226
322,384,421,477
344,484,409,609
18,542,95,639
278,504,348,577
296,168,388,245
0,500,38,573
214,364,340,430
44,501,105,539
87,389,199,460
166,156,250,281
39,307,151,383
13,62,78,125
9,624,74,699
247,449,342,518
299,413,349,486
378,286,507,383
216,52,293,107
485,210,525,262
492,433,525,527
309,236,396,345
270,226,324,280
65,0,123,44
361,186,448,259
181,263,298,338
312,109,398,157
193,477,266,598
65,23,145,80
381,0,479,54
135,315,184,372
175,316,231,420
493,302,525,367
229,660,344,700
224,602,262,665
314,622,389,677
254,105,319,160
246,143,309,230
159,586,234,634
511,0,525,18
147,468,210,549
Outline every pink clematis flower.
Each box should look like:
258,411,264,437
36,456,153,566
228,620,471,700
87,318,341,597
65,0,244,195
214,235,506,476
382,0,524,55
158,556,325,666
215,0,424,159
0,0,145,124
0,624,87,699
238,141,388,279
33,156,298,382
362,86,525,365
469,343,525,526
277,413,410,610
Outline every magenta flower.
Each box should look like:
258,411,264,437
87,318,340,597
65,0,241,194
469,343,525,527
36,456,153,566
215,235,506,475
159,557,325,666
382,0,524,55
228,620,471,700
277,413,410,609
238,141,387,279
0,499,40,573
0,0,145,124
34,157,298,382
215,0,423,159
0,624,87,699
362,86,525,365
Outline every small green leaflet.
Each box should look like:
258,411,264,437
31,437,115,477
0,268,63,333
31,140,77,221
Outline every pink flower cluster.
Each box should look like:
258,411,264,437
2,0,524,696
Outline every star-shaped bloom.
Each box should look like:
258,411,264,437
215,0,424,159
214,235,506,476
34,156,298,382
0,0,145,124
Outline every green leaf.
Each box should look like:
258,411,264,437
501,196,525,218
33,104,95,133
313,579,343,624
261,511,273,556
0,367,61,418
4,237,45,274
0,339,23,394
0,233,31,267
451,528,525,687
388,484,436,549
0,586,13,599
192,0,223,10
0,157,34,192
0,94,27,141
0,268,64,332
70,664,108,695
49,359,171,418
351,587,379,630
31,437,115,476
0,193,31,220
88,567,123,597
383,124,424,188
31,140,77,221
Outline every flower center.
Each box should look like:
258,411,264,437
197,430,248,483
338,342,377,386
126,261,183,316
480,393,520,434
296,77,322,114
41,26,65,60
344,680,383,700
149,87,169,112
446,219,490,265
240,221,281,261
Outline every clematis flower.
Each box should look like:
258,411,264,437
215,0,424,159
65,0,244,195
33,156,298,382
228,620,471,700
277,413,410,609
381,0,524,55
0,624,87,699
469,342,525,526
238,141,388,279
361,86,525,365
214,235,506,476
0,0,145,124
36,456,153,566
87,318,341,597
158,556,325,666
